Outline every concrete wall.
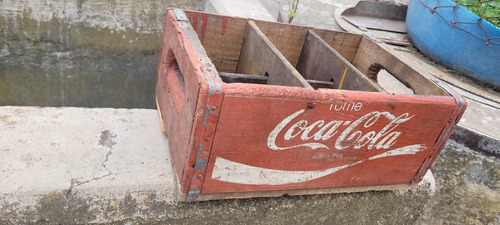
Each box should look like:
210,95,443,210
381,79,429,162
0,0,205,108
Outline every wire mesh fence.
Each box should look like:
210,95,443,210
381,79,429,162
418,0,500,46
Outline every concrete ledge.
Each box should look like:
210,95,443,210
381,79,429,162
0,106,435,224
0,107,178,223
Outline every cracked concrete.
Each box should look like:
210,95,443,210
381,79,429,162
67,129,116,196
0,106,178,223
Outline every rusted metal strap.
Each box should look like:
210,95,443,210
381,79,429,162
187,66,223,202
411,78,467,183
173,8,189,22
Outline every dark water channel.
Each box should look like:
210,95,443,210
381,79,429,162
0,0,204,109
0,49,158,108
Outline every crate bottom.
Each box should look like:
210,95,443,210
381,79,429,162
179,170,434,201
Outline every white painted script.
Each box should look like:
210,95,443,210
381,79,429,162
267,109,414,151
212,144,426,185
329,101,363,111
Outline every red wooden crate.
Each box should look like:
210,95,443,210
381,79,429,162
156,9,467,201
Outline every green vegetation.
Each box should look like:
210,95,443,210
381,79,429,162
287,0,300,23
454,0,500,27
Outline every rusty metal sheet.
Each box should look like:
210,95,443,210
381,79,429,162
341,1,408,33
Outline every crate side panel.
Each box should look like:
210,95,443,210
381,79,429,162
184,10,248,73
156,10,216,193
352,37,448,96
201,85,457,193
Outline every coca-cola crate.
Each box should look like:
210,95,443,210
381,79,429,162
156,9,467,202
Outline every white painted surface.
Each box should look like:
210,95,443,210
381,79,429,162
0,106,177,202
212,144,425,185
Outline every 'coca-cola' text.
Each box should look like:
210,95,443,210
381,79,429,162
267,109,414,151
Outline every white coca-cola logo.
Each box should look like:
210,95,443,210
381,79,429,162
267,109,414,151
212,108,426,186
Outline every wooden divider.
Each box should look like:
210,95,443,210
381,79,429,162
183,10,439,94
296,30,383,92
219,72,334,89
236,21,313,89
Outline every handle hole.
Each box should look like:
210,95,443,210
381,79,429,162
163,49,186,111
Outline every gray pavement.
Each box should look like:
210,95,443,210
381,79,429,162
0,107,179,223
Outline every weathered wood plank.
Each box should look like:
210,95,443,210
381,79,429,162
352,37,449,96
219,72,334,89
236,21,313,89
312,28,363,63
296,30,383,92
157,9,211,193
184,10,248,73
254,21,310,67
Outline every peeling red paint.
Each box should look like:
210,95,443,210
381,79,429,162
221,17,228,35
192,12,199,32
201,14,208,44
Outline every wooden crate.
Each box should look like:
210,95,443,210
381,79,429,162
156,9,467,202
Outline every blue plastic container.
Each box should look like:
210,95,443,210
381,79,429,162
406,0,500,88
